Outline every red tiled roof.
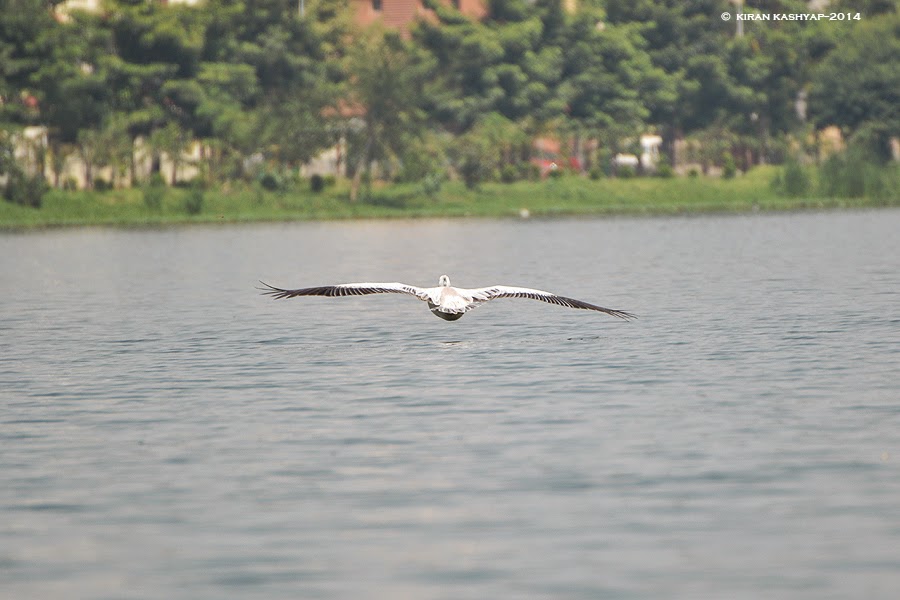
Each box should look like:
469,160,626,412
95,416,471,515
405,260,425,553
352,0,485,31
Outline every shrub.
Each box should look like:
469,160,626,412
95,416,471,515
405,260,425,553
458,155,486,189
174,177,206,189
147,172,166,188
143,175,166,211
500,164,519,183
184,187,204,215
722,152,737,179
617,165,635,178
3,170,48,208
93,177,112,191
818,150,899,200
688,168,700,178
781,160,810,197
589,166,604,180
449,126,494,189
655,155,674,178
420,172,444,199
769,170,783,193
259,172,280,191
310,173,325,193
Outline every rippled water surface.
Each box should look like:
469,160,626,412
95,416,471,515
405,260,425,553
2,210,899,599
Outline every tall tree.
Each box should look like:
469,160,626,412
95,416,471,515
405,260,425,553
345,27,432,200
199,0,343,176
808,14,900,160
0,0,64,127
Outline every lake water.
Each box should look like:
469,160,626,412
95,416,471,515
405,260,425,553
2,209,899,599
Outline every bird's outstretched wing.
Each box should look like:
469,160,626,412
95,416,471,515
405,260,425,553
468,285,636,320
258,281,430,301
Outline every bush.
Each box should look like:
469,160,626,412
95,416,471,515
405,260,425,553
688,168,700,178
259,172,281,191
184,187,204,215
781,160,810,197
500,164,519,183
143,175,166,211
818,150,898,200
722,152,737,179
449,126,495,189
589,166,604,180
310,173,325,193
769,170,783,193
174,177,206,189
420,172,444,199
617,165,635,178
848,121,894,163
93,177,112,191
458,155,486,189
147,172,166,188
655,155,674,178
3,170,48,208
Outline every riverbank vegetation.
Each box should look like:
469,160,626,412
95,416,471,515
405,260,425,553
2,165,897,229
1,0,898,219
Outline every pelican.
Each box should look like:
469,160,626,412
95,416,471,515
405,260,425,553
259,275,635,322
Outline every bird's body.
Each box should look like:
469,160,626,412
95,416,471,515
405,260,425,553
260,275,635,322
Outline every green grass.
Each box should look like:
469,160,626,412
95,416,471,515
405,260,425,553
1,166,896,230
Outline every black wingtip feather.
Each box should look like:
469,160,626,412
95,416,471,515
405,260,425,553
257,281,296,299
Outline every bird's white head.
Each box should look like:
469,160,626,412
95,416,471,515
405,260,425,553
438,275,451,287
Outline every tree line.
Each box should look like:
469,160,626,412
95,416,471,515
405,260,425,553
1,0,897,202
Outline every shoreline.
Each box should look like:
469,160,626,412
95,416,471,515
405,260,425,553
4,199,895,233
2,167,897,230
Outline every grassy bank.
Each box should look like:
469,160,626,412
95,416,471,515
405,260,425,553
1,166,897,229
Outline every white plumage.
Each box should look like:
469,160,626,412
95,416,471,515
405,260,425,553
260,275,635,322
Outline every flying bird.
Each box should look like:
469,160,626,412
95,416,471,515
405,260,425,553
259,275,635,322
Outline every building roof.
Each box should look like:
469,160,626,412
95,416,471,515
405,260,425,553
351,0,486,31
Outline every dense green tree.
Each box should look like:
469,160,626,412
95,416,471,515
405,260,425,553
345,28,433,200
416,0,571,131
448,112,529,186
1,0,896,193
604,0,819,165
198,0,344,178
834,0,897,16
808,14,900,160
0,0,64,126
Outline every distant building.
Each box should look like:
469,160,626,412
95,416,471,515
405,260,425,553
640,134,662,171
351,0,486,31
55,0,202,21
54,0,100,22
351,0,578,31
611,135,662,174
55,0,202,23
531,137,582,177
54,0,484,31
